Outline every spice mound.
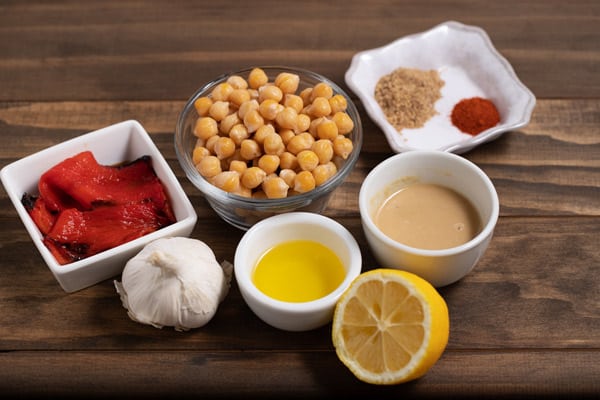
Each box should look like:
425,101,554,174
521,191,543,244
374,67,444,132
451,97,501,135
22,151,176,265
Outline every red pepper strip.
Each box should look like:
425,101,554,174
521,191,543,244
44,201,174,265
22,194,56,236
24,151,177,265
38,151,171,213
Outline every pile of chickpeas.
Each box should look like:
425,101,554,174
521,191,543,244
191,67,355,199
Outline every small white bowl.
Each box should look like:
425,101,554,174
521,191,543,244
345,20,536,154
0,120,197,293
359,151,499,287
234,212,362,331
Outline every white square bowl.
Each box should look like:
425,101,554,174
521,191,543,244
1,120,197,293
345,21,536,154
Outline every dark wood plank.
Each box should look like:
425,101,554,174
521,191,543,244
0,1,598,100
0,350,598,398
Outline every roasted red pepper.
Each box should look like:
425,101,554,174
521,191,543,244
22,151,176,265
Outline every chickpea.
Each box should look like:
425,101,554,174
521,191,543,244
219,112,241,135
279,151,298,170
229,88,251,107
297,150,319,171
229,124,250,145
211,82,234,102
243,108,265,133
333,135,354,159
332,111,355,135
258,154,280,175
296,113,311,133
279,168,297,188
294,170,316,193
228,159,247,176
310,82,334,101
258,98,283,121
299,87,313,105
309,97,332,118
211,171,240,193
258,84,283,103
283,94,304,113
275,106,298,131
194,117,218,140
278,128,296,145
263,132,285,156
254,124,276,145
308,116,325,138
240,139,262,160
205,135,220,153
238,99,259,119
196,155,221,178
248,67,268,89
316,119,339,141
208,101,230,121
328,94,347,114
312,162,337,186
262,175,289,199
287,132,314,155
192,146,210,165
194,96,213,117
241,166,267,189
275,72,300,94
214,137,236,160
226,75,248,90
312,139,334,164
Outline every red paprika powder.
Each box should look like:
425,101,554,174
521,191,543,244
451,97,500,135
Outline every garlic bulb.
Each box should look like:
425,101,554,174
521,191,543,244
114,237,232,331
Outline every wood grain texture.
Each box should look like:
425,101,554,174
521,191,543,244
0,1,598,100
0,351,598,398
0,0,598,397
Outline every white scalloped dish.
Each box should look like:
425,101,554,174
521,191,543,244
345,21,536,154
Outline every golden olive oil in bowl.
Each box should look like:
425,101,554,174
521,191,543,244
234,212,362,331
252,240,346,302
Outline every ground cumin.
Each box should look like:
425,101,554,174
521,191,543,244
374,67,444,132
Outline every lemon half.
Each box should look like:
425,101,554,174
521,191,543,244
332,268,449,385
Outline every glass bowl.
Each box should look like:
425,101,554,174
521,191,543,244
175,66,363,230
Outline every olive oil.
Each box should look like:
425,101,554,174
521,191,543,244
252,240,346,302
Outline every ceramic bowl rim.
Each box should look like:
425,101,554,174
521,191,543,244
358,150,500,256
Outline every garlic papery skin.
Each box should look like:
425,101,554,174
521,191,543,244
114,237,232,331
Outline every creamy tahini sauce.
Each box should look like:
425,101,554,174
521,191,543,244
374,183,482,250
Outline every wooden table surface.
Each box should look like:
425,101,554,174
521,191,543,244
1,1,598,398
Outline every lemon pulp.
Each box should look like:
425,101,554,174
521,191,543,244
332,269,449,385
252,240,346,302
